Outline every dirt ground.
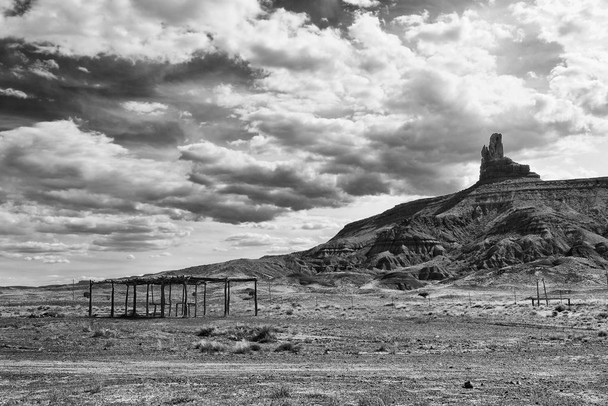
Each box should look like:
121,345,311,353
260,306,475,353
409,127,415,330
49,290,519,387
2,283,608,405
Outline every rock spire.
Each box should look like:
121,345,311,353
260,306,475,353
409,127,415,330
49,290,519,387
479,133,540,183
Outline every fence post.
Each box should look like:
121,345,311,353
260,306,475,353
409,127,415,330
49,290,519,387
125,284,130,316
110,281,115,318
132,284,137,316
254,279,258,316
88,280,93,317
160,283,166,318
146,284,150,317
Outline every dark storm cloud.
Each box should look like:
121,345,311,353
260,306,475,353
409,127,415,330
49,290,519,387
219,184,344,211
169,195,285,224
337,172,390,196
2,0,36,17
0,39,260,147
91,233,176,251
181,144,350,211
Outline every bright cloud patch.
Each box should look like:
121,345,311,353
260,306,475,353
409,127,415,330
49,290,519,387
342,0,380,8
122,101,169,116
0,87,28,98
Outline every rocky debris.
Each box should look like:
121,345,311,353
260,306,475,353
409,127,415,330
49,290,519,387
479,133,540,183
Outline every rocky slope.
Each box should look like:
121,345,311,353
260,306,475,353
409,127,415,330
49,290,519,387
172,134,608,289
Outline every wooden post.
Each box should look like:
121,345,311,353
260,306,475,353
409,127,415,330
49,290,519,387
536,279,540,307
88,280,93,317
168,284,172,317
194,284,199,317
227,280,231,316
110,281,115,318
132,284,137,316
146,284,150,317
513,287,517,304
160,283,166,318
125,284,130,316
182,283,188,318
542,278,548,306
224,279,228,317
254,280,258,316
203,283,207,316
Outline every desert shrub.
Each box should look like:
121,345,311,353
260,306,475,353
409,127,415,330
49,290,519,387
598,330,608,338
596,312,608,319
375,344,389,352
195,339,228,353
269,386,291,399
91,329,116,338
233,341,252,354
250,325,277,343
195,327,215,337
167,396,193,405
285,309,294,315
554,304,566,312
274,342,300,354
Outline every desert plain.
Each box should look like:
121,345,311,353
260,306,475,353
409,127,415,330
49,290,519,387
2,280,608,406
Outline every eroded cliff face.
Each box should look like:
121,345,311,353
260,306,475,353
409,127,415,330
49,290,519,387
298,177,608,289
294,135,608,289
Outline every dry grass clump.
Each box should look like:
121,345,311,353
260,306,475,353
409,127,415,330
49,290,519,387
249,325,277,343
194,339,263,354
274,342,300,354
91,328,117,339
194,339,229,353
197,325,278,343
269,386,291,399
195,327,215,337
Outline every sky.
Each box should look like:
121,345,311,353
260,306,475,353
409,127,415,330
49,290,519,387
1,0,607,286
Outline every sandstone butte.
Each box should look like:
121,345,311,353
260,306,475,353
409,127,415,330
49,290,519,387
170,134,608,289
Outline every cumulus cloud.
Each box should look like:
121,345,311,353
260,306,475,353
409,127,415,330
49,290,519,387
342,0,380,8
0,0,262,62
121,101,169,116
0,87,28,98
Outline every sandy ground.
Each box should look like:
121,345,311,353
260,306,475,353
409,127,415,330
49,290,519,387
1,284,608,405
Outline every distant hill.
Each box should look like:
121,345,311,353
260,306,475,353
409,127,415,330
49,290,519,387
165,134,608,290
